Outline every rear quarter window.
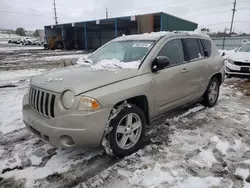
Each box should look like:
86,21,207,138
202,39,212,57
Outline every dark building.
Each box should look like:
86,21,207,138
44,12,198,51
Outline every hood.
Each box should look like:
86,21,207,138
31,65,139,95
230,52,250,63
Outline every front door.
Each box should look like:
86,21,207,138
152,38,192,116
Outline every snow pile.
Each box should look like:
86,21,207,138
235,168,249,180
173,176,221,188
129,162,174,187
189,149,217,168
118,30,208,41
77,57,141,70
210,136,229,156
76,55,92,65
118,31,170,40
171,105,204,121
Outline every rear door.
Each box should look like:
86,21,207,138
182,38,210,98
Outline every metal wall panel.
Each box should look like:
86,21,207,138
161,13,198,31
212,36,250,50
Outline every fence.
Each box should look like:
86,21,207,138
211,36,250,50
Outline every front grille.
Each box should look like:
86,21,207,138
234,61,250,67
29,86,56,118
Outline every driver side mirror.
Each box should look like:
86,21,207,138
152,56,170,72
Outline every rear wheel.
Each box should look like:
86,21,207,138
109,105,146,157
202,78,220,107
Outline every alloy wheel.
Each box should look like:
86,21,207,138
115,113,142,150
208,81,219,104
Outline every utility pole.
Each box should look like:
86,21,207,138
106,8,108,19
229,0,236,36
53,0,58,25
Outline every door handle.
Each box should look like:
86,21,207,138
181,68,189,73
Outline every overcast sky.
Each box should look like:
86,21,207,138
1,0,250,33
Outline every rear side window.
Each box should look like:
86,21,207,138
197,39,205,57
184,38,203,60
202,39,212,57
158,39,184,66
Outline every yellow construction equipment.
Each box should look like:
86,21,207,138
44,36,64,50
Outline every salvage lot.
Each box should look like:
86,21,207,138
1,43,250,188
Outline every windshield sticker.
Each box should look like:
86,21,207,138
132,43,151,48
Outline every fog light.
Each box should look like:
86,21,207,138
60,135,75,147
226,67,230,72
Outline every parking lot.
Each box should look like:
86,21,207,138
1,43,250,188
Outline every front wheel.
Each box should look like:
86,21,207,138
202,78,220,107
109,105,146,157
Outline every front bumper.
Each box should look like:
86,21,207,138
225,61,250,76
22,94,111,148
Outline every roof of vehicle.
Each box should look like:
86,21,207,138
113,31,210,42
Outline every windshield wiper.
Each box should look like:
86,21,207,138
114,63,122,68
83,59,92,64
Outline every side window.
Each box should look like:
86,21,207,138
158,39,184,66
202,39,212,57
197,39,205,57
184,38,203,60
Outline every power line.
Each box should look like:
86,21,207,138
237,7,250,10
53,0,58,25
230,0,237,35
200,21,250,27
0,10,45,16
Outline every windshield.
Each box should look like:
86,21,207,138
238,43,250,52
87,40,154,66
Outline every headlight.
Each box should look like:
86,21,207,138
227,59,234,64
61,90,75,109
78,97,101,110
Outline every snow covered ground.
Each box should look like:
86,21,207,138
0,33,38,42
1,46,250,188
0,44,88,71
0,46,44,52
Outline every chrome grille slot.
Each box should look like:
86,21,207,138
234,61,250,67
29,86,56,118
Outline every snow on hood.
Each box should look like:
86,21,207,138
90,59,141,70
229,52,250,62
77,58,141,70
31,65,139,94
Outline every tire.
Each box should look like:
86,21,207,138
55,42,63,49
109,105,146,157
202,78,220,107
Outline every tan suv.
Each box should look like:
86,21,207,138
22,32,225,157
